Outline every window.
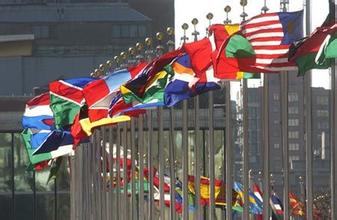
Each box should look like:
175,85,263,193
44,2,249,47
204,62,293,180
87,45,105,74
288,93,299,102
130,24,138,38
289,119,299,126
121,24,130,37
138,25,147,37
289,131,299,139
318,122,329,129
273,93,279,101
289,106,299,114
274,143,280,149
317,110,329,117
32,25,49,39
112,25,121,38
317,96,329,105
290,155,300,161
289,143,300,150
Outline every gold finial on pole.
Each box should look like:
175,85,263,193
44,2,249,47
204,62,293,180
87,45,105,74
224,6,232,24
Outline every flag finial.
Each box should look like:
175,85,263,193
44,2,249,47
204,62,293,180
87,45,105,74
224,5,232,24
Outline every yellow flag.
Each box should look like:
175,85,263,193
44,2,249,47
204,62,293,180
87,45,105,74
80,116,131,136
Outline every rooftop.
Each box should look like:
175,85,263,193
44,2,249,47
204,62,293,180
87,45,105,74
0,3,151,23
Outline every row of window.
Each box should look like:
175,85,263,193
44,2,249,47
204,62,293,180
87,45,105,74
273,93,329,105
273,143,299,151
32,24,148,39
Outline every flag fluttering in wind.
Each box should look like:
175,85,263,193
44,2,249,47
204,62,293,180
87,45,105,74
83,63,147,121
164,54,220,107
289,23,337,75
270,191,284,216
49,77,95,128
233,182,263,215
241,10,304,72
289,192,305,216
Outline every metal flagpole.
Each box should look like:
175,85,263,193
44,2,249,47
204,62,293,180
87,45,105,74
167,27,176,220
116,125,121,220
259,1,270,219
331,56,337,220
192,16,201,220
331,1,337,219
154,31,166,220
239,2,249,219
225,81,233,220
138,115,145,220
190,17,201,220
208,90,216,220
204,15,216,219
279,1,290,219
181,22,190,220
158,107,165,220
130,119,137,220
305,0,313,219
147,110,154,220
262,76,270,220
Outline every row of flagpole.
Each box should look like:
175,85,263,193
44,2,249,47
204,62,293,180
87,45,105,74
66,0,337,219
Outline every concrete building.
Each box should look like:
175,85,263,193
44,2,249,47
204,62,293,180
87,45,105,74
0,0,152,96
246,73,332,195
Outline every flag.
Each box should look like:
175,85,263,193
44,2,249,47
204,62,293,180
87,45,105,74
289,192,305,216
241,10,304,72
22,92,54,130
289,23,337,75
49,77,95,128
21,128,74,165
22,93,76,160
121,49,183,103
79,115,131,136
121,67,172,109
30,129,73,155
164,54,221,107
233,182,263,215
252,183,263,220
270,191,284,216
174,179,195,212
187,175,222,206
210,24,264,78
83,63,147,121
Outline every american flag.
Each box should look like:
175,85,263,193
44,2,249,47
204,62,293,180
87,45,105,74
241,11,303,72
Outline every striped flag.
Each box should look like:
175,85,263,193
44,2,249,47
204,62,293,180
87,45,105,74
270,191,284,215
241,11,303,72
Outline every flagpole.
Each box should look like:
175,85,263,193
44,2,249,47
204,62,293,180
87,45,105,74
259,0,271,218
239,2,250,219
180,22,190,220
225,81,233,220
305,0,313,219
279,1,290,219
192,16,201,220
330,1,337,218
209,90,216,220
166,27,177,220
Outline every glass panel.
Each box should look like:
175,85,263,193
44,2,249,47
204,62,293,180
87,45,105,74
36,193,55,220
0,133,12,219
0,133,12,192
129,24,138,38
121,25,130,38
138,25,146,37
14,133,34,220
112,24,121,38
57,192,70,220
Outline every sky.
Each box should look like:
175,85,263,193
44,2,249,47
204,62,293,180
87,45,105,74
174,0,331,91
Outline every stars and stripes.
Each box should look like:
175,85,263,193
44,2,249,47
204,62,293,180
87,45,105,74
241,11,303,72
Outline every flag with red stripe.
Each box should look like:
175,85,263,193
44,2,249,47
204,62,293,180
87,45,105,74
241,11,303,72
49,77,96,128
